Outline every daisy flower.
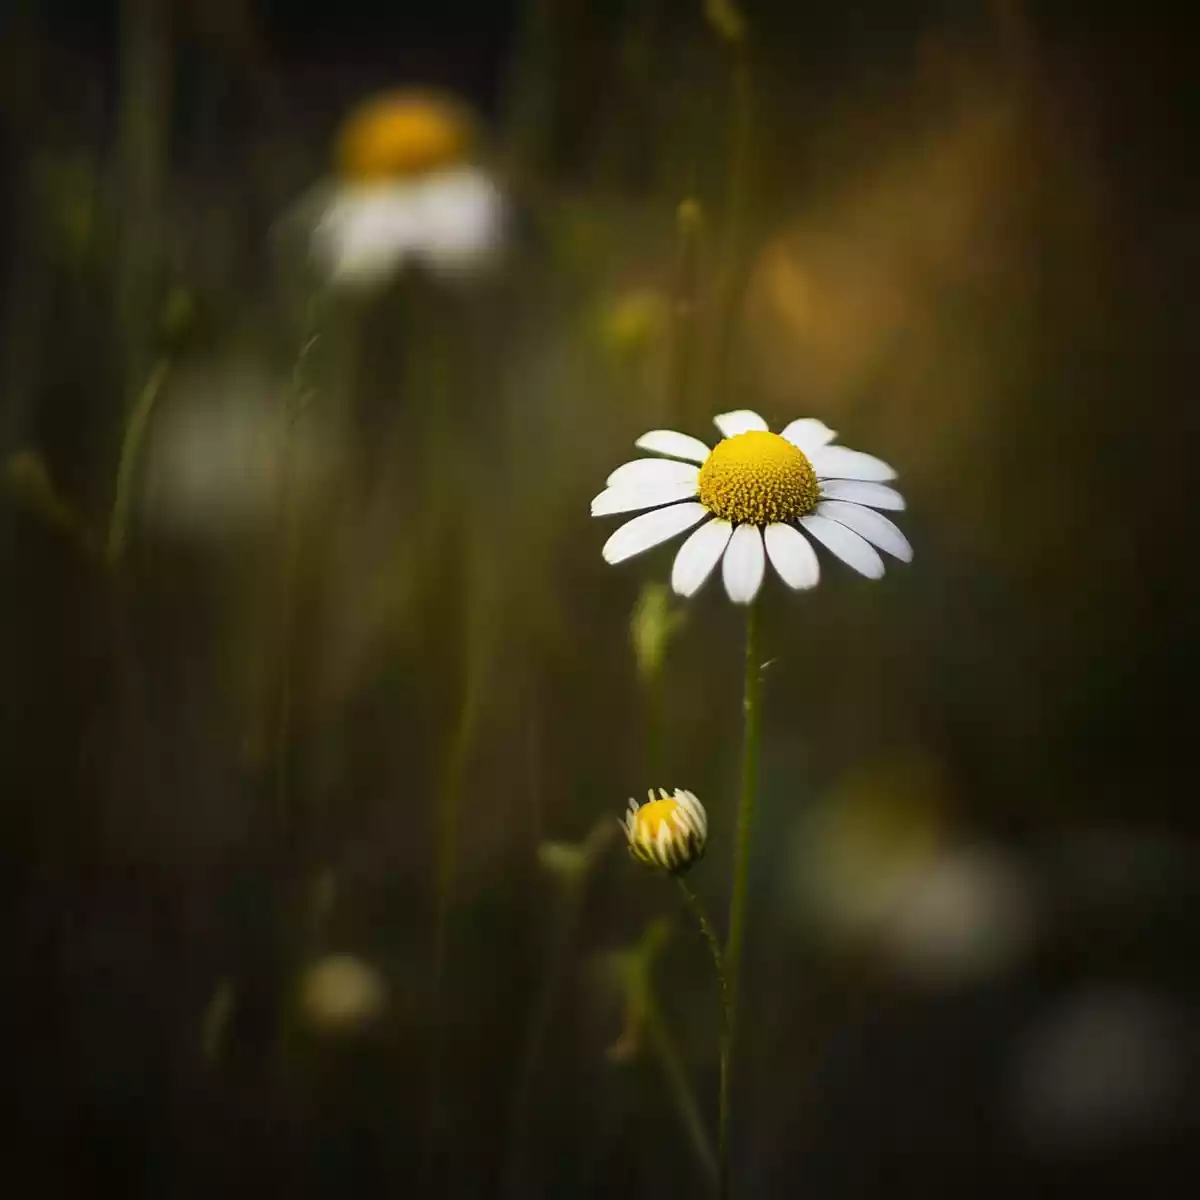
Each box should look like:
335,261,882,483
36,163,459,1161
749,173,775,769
623,788,708,874
592,409,912,603
302,89,506,289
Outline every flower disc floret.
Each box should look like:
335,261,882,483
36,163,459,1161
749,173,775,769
697,430,820,525
336,91,474,182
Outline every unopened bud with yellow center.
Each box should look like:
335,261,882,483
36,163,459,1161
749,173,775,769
697,429,820,525
336,90,475,182
622,788,707,874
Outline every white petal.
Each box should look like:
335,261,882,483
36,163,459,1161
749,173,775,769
675,790,706,836
764,522,820,590
816,500,913,562
590,479,699,516
312,183,424,286
809,445,898,482
819,479,906,511
602,502,708,564
800,514,885,579
634,429,712,464
722,524,766,604
781,417,837,453
412,166,505,274
713,410,769,438
606,458,701,489
671,519,732,597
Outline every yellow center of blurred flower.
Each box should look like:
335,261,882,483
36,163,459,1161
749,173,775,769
336,91,473,181
632,797,684,841
697,430,819,525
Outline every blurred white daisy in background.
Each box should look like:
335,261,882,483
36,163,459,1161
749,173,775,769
295,89,506,290
592,409,911,604
878,844,1036,985
141,360,340,541
1010,986,1189,1155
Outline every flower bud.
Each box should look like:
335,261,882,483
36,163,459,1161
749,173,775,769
622,788,707,874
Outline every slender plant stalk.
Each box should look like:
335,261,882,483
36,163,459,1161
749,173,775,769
503,874,585,1198
710,34,754,408
275,307,320,841
721,600,762,1197
431,659,482,993
645,989,718,1184
107,357,170,566
667,198,704,426
425,586,486,1187
677,874,732,1193
116,0,170,399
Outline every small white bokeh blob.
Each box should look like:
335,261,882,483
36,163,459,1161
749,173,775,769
1009,985,1189,1156
879,845,1037,986
141,360,339,541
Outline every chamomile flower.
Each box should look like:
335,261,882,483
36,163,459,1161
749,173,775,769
304,89,505,289
592,409,912,603
623,788,708,874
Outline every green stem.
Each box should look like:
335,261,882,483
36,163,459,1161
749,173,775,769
431,668,481,994
274,310,320,843
667,199,703,426
676,875,729,1030
107,356,169,566
504,876,585,1198
721,600,762,1198
645,989,718,1185
115,0,170,401
425,599,485,1186
676,874,731,1195
711,39,754,407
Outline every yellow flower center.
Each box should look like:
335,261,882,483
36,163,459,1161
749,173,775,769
697,430,820,525
336,91,473,181
633,797,683,841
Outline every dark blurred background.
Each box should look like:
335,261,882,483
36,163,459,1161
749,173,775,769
2,1,1199,1196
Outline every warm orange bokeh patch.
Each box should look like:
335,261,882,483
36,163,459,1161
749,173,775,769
336,90,474,181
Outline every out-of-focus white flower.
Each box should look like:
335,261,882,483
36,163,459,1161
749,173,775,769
312,165,504,287
301,90,506,290
789,787,944,941
141,361,338,540
1010,986,1188,1154
592,409,911,604
879,845,1036,985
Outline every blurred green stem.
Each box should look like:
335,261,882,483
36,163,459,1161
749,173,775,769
426,586,486,1184
668,200,703,425
677,874,731,1194
500,0,549,169
106,356,169,565
643,666,665,782
431,660,482,997
721,600,762,1197
116,0,170,398
275,303,321,841
645,988,718,1185
711,39,754,404
504,872,585,1198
